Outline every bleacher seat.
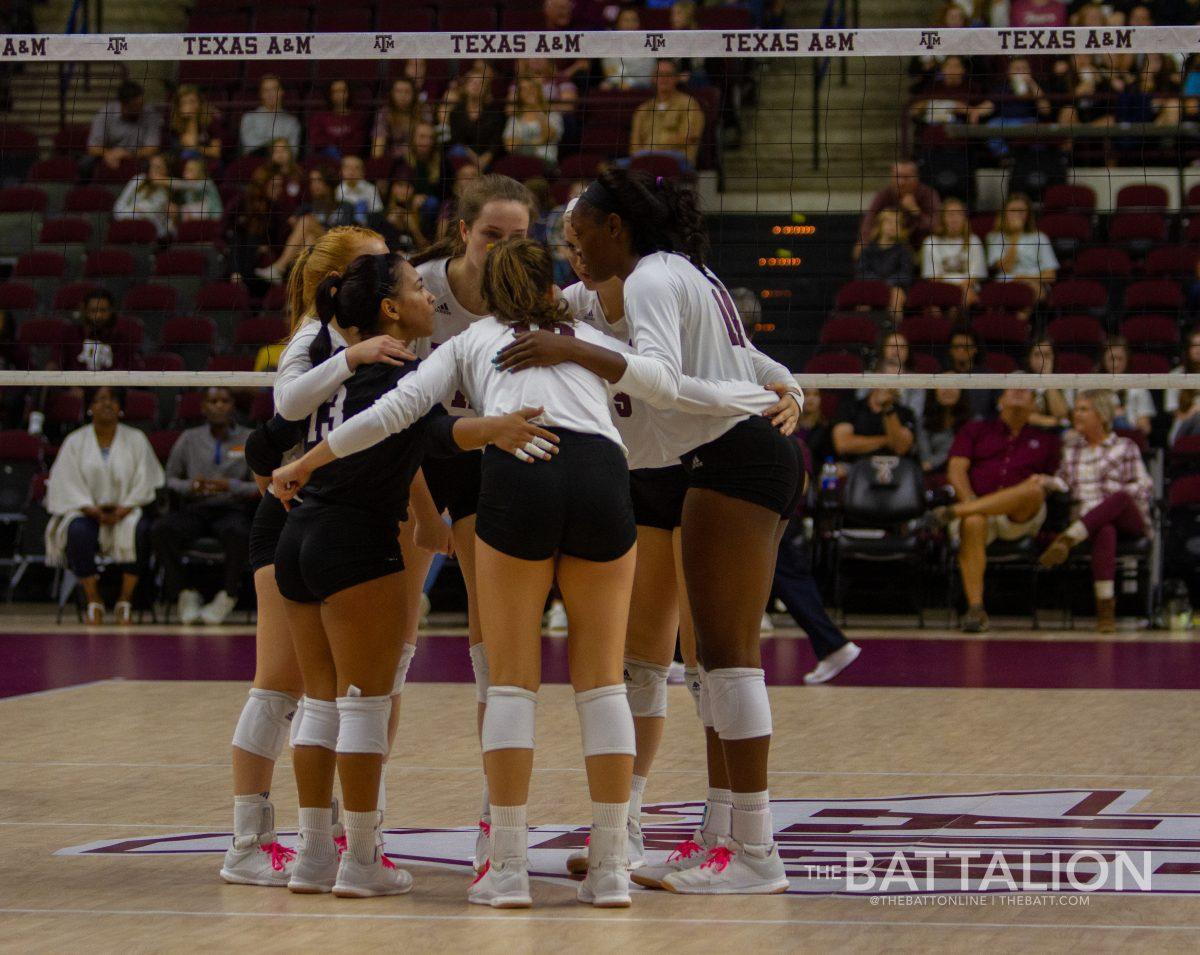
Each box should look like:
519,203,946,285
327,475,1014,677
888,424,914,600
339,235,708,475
898,314,951,350
234,314,288,354
261,284,288,313
819,314,877,351
558,153,606,182
1109,212,1168,256
1123,279,1183,314
1116,184,1169,211
36,217,92,277
0,123,40,183
0,282,39,325
206,354,255,372
439,8,499,31
1046,315,1105,354
803,352,864,374
13,252,67,310
1039,212,1091,259
51,282,101,319
26,158,80,215
121,284,179,347
123,390,157,431
52,124,91,156
834,280,889,312
106,219,159,277
972,312,1030,351
981,351,1018,373
144,352,185,372
249,390,275,423
313,8,374,32
63,187,115,243
909,351,942,374
1072,247,1132,280
490,154,553,183
153,249,210,307
162,316,217,371
1046,278,1107,318
1121,315,1179,354
17,318,73,371
0,186,48,259
1053,351,1095,374
1127,352,1171,374
977,281,1035,317
1042,183,1096,215
83,248,138,301
174,391,207,428
148,429,182,464
1142,246,1199,279
194,282,251,346
905,280,966,315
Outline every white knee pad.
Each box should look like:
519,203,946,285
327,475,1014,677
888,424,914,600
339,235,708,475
481,686,537,752
336,692,391,755
697,672,715,729
290,696,339,751
684,665,703,720
231,688,299,760
623,657,669,719
705,667,773,741
391,643,417,696
575,684,637,758
469,642,490,704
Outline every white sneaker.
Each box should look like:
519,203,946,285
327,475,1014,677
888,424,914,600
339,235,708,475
544,599,568,633
85,602,104,626
473,818,490,873
631,829,721,890
113,601,132,625
760,611,775,633
661,841,789,895
288,840,340,894
567,816,644,876
220,840,296,887
177,590,202,625
200,591,238,625
469,858,532,908
332,851,413,898
803,642,862,686
576,826,630,907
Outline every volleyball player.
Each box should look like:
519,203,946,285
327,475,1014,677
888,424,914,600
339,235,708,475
410,174,538,869
221,226,420,887
496,171,803,894
555,200,802,877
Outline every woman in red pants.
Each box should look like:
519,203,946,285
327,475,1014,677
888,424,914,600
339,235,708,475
1038,389,1153,632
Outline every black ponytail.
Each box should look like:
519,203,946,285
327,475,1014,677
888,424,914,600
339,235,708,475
307,253,403,366
589,168,708,267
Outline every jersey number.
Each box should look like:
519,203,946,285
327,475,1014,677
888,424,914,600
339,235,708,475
308,386,347,444
613,392,633,418
711,288,747,348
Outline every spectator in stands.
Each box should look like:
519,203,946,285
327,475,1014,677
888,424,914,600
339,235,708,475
1038,389,1153,631
920,382,971,474
797,386,834,465
976,57,1053,158
503,77,564,166
629,59,706,170
441,61,507,172
601,8,656,91
436,161,481,239
44,386,163,625
1099,335,1155,436
335,154,383,225
86,79,162,173
855,208,915,318
1009,0,1068,28
113,153,175,239
920,197,987,307
832,380,918,462
239,74,301,157
166,85,222,163
986,193,1058,303
858,160,940,253
1165,327,1200,444
873,330,926,418
369,178,424,253
947,325,995,419
1026,336,1072,429
371,78,429,160
227,166,285,287
74,290,139,372
174,157,222,222
542,0,594,86
308,79,367,161
909,3,971,92
511,58,580,117
929,388,1061,631
667,1,711,88
153,387,256,625
1051,56,1115,127
255,165,354,283
909,56,986,129
406,121,444,222
265,138,304,210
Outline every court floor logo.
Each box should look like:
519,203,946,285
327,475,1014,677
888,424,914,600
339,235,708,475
56,789,1200,895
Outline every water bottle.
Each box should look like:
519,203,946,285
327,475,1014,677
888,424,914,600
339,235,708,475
1163,579,1193,632
819,457,838,493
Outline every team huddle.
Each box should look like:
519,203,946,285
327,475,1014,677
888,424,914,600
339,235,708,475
219,169,805,905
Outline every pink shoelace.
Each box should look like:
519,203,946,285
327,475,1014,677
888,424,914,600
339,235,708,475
700,846,734,873
666,839,704,863
479,819,491,837
471,859,490,885
334,835,396,869
261,842,296,872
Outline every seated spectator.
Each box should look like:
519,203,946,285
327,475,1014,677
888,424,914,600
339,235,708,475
947,325,995,419
1116,53,1182,126
1026,336,1072,429
166,85,222,163
308,79,367,161
1051,56,1115,127
1009,0,1068,28
335,154,383,225
909,56,985,128
601,8,656,90
371,78,429,160
928,388,1061,631
74,290,140,372
855,208,914,318
546,179,584,285
920,382,970,473
986,193,1058,303
858,160,940,253
504,77,564,166
227,166,287,286
920,197,987,307
1099,335,1155,436
873,330,925,419
441,62,507,172
44,386,163,625
976,57,1053,159
1038,389,1153,632
436,162,481,239
174,157,222,222
1165,326,1200,444
796,386,834,465
510,57,579,116
265,138,304,210
113,153,175,238
668,1,711,88
86,79,162,173
239,74,301,157
256,165,354,283
541,0,594,87
368,178,424,253
406,122,445,229
832,382,917,462
629,59,705,171
908,2,971,92
153,387,257,625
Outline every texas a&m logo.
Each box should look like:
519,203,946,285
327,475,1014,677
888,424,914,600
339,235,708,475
107,36,128,55
374,34,396,54
644,33,667,52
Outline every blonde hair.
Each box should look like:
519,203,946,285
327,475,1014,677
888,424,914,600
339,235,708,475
936,197,971,247
1080,389,1117,432
870,206,908,245
285,225,384,332
997,192,1037,235
481,239,570,328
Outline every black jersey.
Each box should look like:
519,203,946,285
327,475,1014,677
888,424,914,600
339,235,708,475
245,415,304,478
298,356,457,524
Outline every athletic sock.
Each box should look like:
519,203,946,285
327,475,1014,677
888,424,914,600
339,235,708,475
1095,580,1115,600
702,787,733,841
297,805,337,862
490,804,527,864
628,774,648,823
592,801,629,863
593,800,628,831
344,810,380,866
1065,520,1088,543
731,789,774,850
377,768,387,817
232,793,270,848
481,779,491,821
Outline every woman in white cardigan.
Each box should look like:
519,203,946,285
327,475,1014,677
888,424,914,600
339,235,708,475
45,386,164,624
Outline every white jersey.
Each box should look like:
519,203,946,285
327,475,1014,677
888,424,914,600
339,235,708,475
328,316,627,459
414,256,487,417
274,318,350,421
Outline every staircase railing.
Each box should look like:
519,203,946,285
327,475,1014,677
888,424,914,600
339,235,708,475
811,0,859,170
59,0,105,128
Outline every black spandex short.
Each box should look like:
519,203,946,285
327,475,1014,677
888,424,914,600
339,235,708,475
681,416,801,517
421,447,483,524
273,501,402,603
629,465,689,531
475,429,636,563
248,491,288,572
